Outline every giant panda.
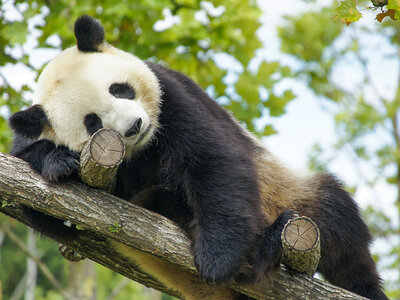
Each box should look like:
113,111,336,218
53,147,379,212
8,16,387,300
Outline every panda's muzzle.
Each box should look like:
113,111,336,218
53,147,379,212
125,118,142,137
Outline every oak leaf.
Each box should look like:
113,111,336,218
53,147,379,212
376,9,397,22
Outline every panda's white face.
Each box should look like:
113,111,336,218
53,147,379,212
34,44,161,157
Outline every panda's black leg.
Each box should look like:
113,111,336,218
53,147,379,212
19,205,80,242
192,210,257,285
311,174,388,300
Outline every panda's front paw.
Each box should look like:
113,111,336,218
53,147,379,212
42,146,80,182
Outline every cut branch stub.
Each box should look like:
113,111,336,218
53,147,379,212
281,216,321,276
79,128,125,192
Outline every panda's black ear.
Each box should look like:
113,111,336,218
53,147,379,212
9,105,49,139
74,15,104,52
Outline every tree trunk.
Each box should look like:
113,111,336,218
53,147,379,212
67,260,97,300
24,229,37,300
0,153,367,300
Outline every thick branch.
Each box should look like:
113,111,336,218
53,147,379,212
0,153,367,300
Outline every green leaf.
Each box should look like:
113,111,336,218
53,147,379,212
387,0,400,20
264,90,295,117
256,61,280,88
235,71,259,103
263,124,277,136
1,22,28,46
75,224,87,230
109,222,122,233
2,200,11,207
386,176,398,185
354,146,369,159
333,0,362,25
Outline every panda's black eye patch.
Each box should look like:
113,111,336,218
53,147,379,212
84,113,103,136
109,83,136,100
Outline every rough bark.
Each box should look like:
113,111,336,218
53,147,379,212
0,153,367,300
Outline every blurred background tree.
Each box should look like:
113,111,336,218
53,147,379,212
0,0,399,299
277,0,400,298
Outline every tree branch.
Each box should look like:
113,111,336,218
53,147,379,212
0,153,367,300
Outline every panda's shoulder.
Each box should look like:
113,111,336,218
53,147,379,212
144,61,189,87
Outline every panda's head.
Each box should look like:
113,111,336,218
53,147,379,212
9,16,161,157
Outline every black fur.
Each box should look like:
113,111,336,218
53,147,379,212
74,15,104,52
109,83,136,99
8,18,388,299
84,113,103,136
9,104,48,139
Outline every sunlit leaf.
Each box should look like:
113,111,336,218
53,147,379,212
256,61,280,88
387,0,400,20
264,90,295,117
263,124,277,136
236,71,259,103
1,22,28,46
333,0,362,25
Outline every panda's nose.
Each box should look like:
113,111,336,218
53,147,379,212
125,118,142,137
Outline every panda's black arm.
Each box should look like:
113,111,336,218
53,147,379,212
11,134,56,173
10,134,80,182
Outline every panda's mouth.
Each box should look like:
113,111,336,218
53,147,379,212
123,124,152,146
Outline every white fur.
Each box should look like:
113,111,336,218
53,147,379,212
34,44,161,156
